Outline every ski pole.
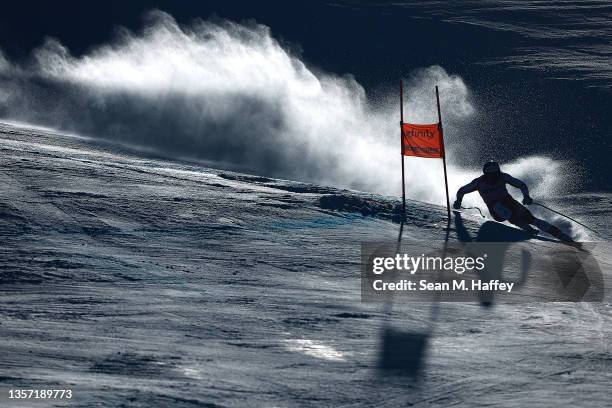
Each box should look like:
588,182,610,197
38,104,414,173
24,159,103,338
532,201,598,234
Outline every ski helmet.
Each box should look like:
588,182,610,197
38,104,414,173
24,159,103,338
483,161,500,174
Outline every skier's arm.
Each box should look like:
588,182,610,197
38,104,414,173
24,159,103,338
454,178,479,208
503,173,532,203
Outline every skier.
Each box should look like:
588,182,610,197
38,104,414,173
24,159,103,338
452,161,573,242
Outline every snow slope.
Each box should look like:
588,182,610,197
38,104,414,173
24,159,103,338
0,123,610,407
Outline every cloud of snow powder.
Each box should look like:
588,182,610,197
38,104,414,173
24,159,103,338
0,10,573,208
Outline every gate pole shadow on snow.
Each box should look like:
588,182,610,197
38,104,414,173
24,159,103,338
377,218,450,377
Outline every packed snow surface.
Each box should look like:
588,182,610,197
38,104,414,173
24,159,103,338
0,123,610,407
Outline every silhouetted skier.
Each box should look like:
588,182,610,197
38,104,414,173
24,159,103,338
453,162,573,242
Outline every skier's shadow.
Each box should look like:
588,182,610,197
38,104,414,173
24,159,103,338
456,211,605,302
454,210,549,243
453,211,535,307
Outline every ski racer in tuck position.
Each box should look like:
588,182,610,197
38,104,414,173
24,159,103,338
453,161,573,242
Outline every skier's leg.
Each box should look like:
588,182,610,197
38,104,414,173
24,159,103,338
507,198,537,234
532,218,573,242
505,196,573,242
532,218,552,233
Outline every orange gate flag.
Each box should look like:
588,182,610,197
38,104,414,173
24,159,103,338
401,123,444,159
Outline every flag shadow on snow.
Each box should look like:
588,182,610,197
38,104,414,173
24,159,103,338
378,327,429,377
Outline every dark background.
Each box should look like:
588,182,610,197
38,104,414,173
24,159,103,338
0,0,610,191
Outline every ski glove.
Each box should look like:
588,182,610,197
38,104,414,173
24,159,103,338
522,196,533,205
453,200,462,210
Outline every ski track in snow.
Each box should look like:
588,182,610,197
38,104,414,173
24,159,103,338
0,123,610,407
